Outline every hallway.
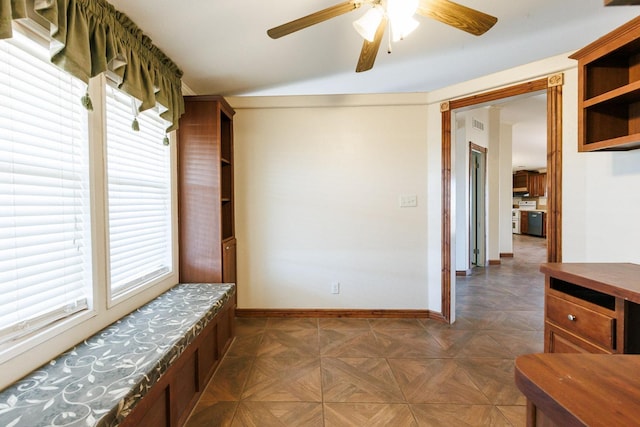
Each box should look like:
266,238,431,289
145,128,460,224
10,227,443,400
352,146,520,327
185,234,546,426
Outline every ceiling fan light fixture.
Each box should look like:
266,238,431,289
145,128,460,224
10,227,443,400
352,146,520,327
386,0,419,22
353,5,384,42
391,16,419,41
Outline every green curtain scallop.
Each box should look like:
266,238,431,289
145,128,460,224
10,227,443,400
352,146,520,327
1,0,184,131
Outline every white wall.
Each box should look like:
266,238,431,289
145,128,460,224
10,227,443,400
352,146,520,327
561,70,640,263
499,123,514,255
454,109,490,272
228,51,640,317
230,95,433,310
454,118,469,272
487,107,501,263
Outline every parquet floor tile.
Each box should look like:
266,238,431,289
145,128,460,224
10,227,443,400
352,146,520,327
257,329,319,358
319,318,371,330
185,401,237,427
324,403,417,426
322,357,405,403
496,405,527,427
457,358,526,405
226,332,263,357
186,234,545,426
320,329,383,358
199,356,253,402
241,357,322,402
374,329,451,358
388,358,491,404
232,402,323,427
411,404,512,426
453,332,515,359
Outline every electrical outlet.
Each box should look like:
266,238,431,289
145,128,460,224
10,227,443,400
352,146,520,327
331,282,340,294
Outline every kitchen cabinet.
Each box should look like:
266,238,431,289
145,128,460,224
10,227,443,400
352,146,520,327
528,173,547,197
570,16,640,151
513,171,528,193
520,211,529,234
512,171,546,196
540,263,640,354
178,96,236,287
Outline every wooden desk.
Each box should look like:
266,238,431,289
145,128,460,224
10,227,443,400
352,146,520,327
515,353,640,426
540,263,640,354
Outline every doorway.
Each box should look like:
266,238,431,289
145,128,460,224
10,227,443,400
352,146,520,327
439,75,564,323
470,144,487,267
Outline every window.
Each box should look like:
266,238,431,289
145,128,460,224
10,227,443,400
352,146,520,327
0,32,90,348
0,28,177,373
105,87,173,299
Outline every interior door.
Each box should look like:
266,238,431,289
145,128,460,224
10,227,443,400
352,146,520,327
470,148,486,267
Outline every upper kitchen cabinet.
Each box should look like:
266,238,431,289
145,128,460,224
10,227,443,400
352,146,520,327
513,171,529,193
529,173,547,197
513,170,546,197
178,96,236,285
571,16,640,151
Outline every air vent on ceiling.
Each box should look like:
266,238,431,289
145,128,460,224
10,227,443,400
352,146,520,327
472,118,485,131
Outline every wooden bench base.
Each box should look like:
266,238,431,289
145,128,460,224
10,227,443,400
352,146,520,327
120,296,235,427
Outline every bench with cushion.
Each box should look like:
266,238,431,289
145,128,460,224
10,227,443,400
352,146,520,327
0,283,236,427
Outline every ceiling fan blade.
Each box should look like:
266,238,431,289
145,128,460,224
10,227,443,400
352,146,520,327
267,1,360,39
356,18,387,73
417,0,497,36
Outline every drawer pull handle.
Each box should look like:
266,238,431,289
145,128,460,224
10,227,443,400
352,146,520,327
226,246,230,250
567,314,576,321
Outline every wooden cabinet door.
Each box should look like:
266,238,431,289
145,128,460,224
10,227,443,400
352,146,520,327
521,212,529,234
539,173,547,197
513,171,528,190
222,238,237,284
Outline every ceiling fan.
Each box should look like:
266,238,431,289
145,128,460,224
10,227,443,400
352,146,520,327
267,0,497,73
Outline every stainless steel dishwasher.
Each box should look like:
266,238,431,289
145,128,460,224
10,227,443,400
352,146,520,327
528,211,544,237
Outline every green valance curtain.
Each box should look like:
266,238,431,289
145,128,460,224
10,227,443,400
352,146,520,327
0,0,184,131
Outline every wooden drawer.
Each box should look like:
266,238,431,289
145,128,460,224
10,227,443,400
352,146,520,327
546,323,611,354
546,295,615,350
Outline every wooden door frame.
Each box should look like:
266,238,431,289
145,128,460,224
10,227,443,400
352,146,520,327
440,74,564,322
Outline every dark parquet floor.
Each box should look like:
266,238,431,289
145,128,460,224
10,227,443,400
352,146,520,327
185,234,546,426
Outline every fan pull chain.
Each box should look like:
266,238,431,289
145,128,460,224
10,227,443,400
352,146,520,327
387,25,392,54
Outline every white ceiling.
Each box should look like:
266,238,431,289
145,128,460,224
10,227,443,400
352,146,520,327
105,0,637,172
106,0,639,97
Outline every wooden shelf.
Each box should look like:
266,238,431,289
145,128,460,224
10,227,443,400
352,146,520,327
178,96,236,284
583,79,640,107
571,16,640,151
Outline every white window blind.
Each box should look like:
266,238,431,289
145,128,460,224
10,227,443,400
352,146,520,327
105,86,172,298
0,32,90,346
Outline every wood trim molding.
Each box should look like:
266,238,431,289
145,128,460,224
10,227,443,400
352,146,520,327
456,269,473,276
547,82,563,262
440,76,562,323
500,253,514,258
569,15,640,61
235,308,446,321
441,107,452,322
488,260,501,265
470,142,487,153
449,79,548,111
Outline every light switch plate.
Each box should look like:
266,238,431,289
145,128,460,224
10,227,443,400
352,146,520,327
399,194,417,207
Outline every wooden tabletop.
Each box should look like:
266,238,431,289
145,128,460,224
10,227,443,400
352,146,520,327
540,263,640,304
515,353,640,427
